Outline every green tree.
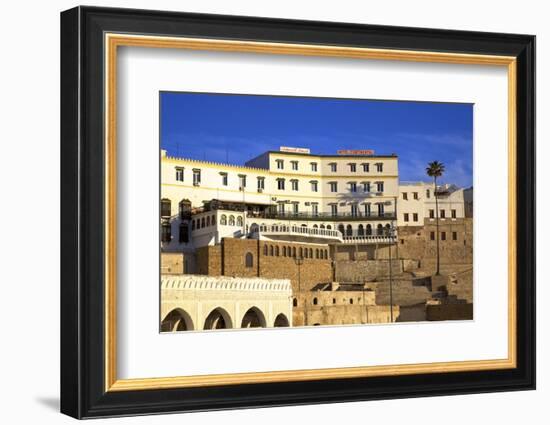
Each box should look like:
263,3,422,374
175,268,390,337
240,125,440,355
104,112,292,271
426,161,445,275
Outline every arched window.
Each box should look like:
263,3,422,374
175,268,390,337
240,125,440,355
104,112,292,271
304,249,309,258
313,224,318,228
179,223,189,243
346,224,353,236
309,248,313,258
315,249,319,259
320,224,325,229
201,217,206,228
358,224,364,236
206,216,210,227
270,245,274,256
197,219,201,229
313,297,318,305
236,216,243,226
283,246,287,257
385,223,391,235
191,220,196,230
160,198,171,217
228,215,235,226
293,298,298,307
377,224,384,235
327,225,332,230
299,247,303,258
211,215,216,225
366,224,372,235
245,252,253,268
220,214,227,225
350,298,354,304
324,250,329,259
263,244,268,256
338,224,345,235
292,247,297,258
275,246,280,256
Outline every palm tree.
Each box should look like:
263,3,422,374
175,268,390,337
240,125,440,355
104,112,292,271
426,161,445,275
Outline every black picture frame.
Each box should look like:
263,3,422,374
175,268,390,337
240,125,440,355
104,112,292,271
60,5,535,419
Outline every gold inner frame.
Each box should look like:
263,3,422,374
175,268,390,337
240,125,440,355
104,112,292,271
104,33,517,392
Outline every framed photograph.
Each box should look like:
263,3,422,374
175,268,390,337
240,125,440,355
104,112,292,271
60,6,535,419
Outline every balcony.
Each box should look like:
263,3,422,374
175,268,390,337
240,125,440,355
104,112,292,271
250,224,343,243
341,235,397,244
246,211,396,221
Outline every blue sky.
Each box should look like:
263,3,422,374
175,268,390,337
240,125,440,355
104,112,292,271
160,92,473,187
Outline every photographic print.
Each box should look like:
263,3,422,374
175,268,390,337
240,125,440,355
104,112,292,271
159,92,474,332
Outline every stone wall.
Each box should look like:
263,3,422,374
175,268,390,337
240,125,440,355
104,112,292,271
334,259,402,283
161,252,185,274
196,238,333,293
426,303,473,321
397,218,473,265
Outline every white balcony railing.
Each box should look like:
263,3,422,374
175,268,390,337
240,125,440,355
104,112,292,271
341,235,396,244
250,224,343,242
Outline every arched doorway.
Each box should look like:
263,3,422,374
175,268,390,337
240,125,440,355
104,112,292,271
204,307,233,330
274,313,290,327
240,307,267,328
161,309,194,332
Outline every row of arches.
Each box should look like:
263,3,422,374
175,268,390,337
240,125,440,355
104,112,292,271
191,214,216,231
337,223,392,237
161,307,290,332
262,244,329,260
219,214,243,226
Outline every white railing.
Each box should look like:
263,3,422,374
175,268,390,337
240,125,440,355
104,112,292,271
341,235,396,244
251,224,343,241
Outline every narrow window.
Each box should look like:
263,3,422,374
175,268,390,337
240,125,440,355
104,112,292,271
192,169,201,186
293,298,298,307
441,231,447,241
161,222,171,242
440,209,446,219
376,163,383,172
311,180,318,192
346,224,353,236
219,172,228,186
362,163,369,172
330,162,337,172
413,213,419,222
277,178,285,190
377,203,385,216
429,209,435,219
413,192,419,200
364,203,371,216
313,298,318,305
349,182,357,192
404,213,409,222
452,231,458,240
430,231,435,240
257,177,265,191
276,159,284,169
451,209,457,218
402,192,408,200
161,199,171,218
349,163,357,172
426,189,431,198
291,179,299,191
329,182,338,192
312,203,319,216
311,162,318,172
376,182,384,192
175,167,184,182
291,160,299,170
351,204,358,217
292,203,299,215
363,181,371,192
331,204,338,217
245,252,254,268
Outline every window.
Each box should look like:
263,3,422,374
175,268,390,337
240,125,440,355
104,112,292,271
452,231,458,240
440,209,446,219
346,224,353,236
441,231,447,241
331,204,338,217
263,245,268,255
377,203,385,216
312,203,319,216
220,214,227,225
161,222,171,242
243,253,254,268
292,202,299,214
276,159,284,169
257,177,265,191
329,162,337,172
329,182,338,192
310,180,318,192
277,178,285,190
175,167,184,182
291,160,299,170
430,231,435,240
311,162,318,172
362,163,369,172
402,192,408,200
413,213,419,222
413,192,419,200
238,174,247,189
291,179,299,191
376,163,383,172
236,216,243,226
376,182,384,192
278,202,285,214
349,182,357,192
349,163,357,172
351,204,358,217
178,223,189,243
313,298,318,306
293,298,298,307
429,209,435,218
160,199,171,217
451,209,457,218
362,181,371,193
426,189,431,198
192,169,201,186
228,215,235,226
358,224,364,236
364,203,371,216
404,213,409,222
220,172,228,186
179,199,191,219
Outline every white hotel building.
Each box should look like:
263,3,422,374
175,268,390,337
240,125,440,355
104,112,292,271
160,148,399,258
